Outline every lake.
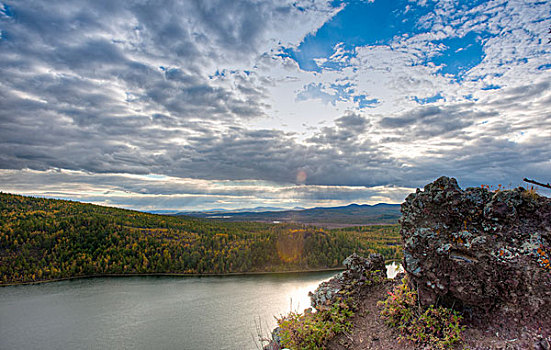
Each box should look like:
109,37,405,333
0,263,402,350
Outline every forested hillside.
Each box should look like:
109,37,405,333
0,193,402,285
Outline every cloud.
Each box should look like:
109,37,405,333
0,168,415,210
0,0,550,210
378,103,490,139
0,0,334,172
296,83,344,105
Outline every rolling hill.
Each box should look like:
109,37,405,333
0,193,402,285
180,203,402,226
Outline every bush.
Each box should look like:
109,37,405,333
379,277,465,349
275,269,387,349
277,296,355,350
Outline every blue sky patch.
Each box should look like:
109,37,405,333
296,81,378,108
430,32,488,79
283,0,436,72
281,0,496,83
481,84,501,91
354,95,379,109
329,81,353,95
413,92,444,105
0,2,13,18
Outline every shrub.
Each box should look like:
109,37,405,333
379,277,465,349
276,269,386,349
277,298,355,350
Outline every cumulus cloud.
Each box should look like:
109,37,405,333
0,0,550,210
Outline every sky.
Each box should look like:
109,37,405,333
0,0,550,211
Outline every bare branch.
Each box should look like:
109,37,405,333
523,178,551,190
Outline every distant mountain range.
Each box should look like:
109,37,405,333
177,203,402,226
151,206,301,215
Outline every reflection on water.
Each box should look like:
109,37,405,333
0,272,336,350
386,261,404,279
0,263,402,350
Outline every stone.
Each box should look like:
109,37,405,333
309,253,386,312
400,176,551,320
539,339,551,350
264,327,282,350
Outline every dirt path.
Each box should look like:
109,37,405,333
327,280,418,350
326,279,551,350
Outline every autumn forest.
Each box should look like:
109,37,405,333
0,193,402,285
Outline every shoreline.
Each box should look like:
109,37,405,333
0,259,401,288
0,267,347,287
1,260,401,288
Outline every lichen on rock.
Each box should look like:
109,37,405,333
309,253,386,311
400,176,551,321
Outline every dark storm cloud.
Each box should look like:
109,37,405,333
335,113,369,130
378,103,498,139
306,112,371,148
119,118,398,188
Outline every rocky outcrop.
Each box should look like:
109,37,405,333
401,176,551,320
265,254,387,349
309,253,387,311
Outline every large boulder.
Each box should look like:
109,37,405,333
309,253,386,311
401,176,551,320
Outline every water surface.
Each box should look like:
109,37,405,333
1,263,403,350
0,272,335,350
